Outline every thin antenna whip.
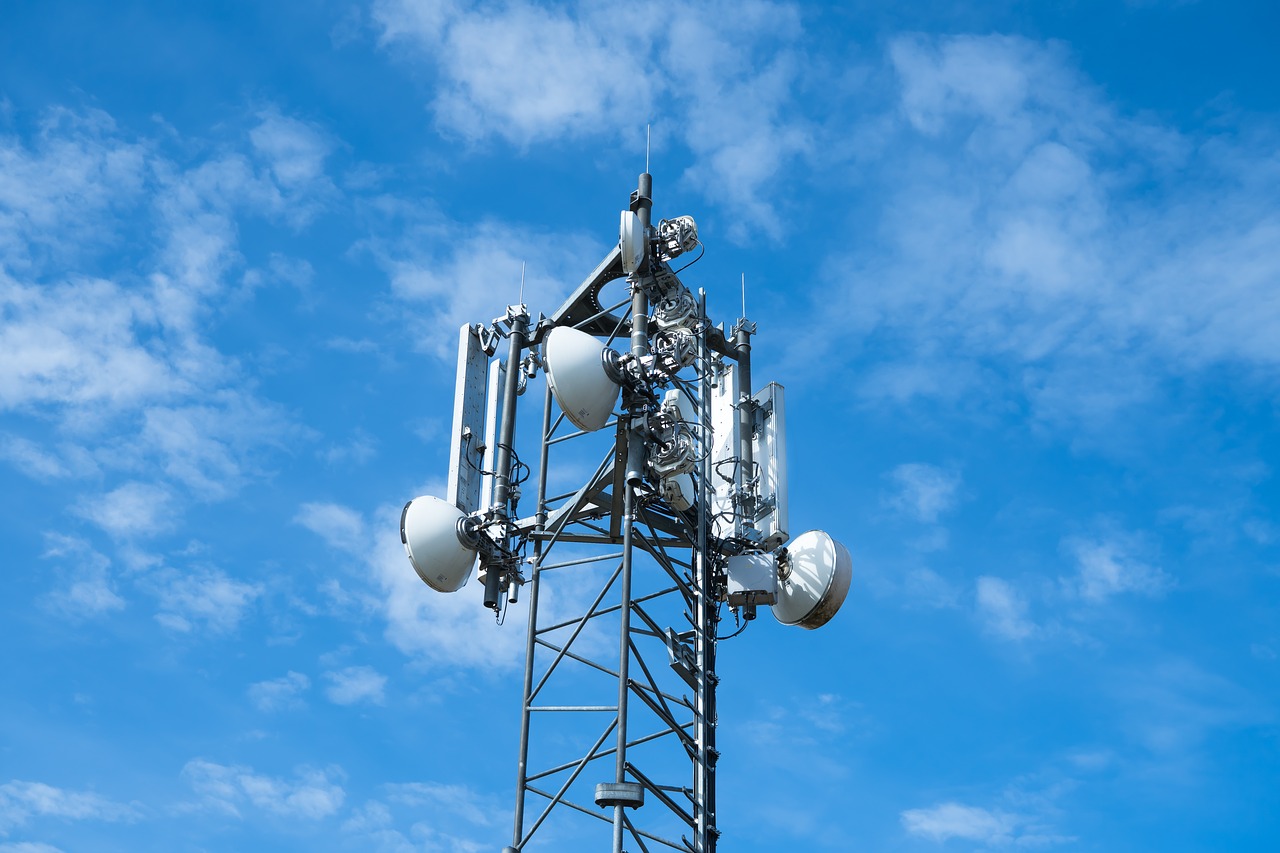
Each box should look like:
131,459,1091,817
646,124,651,174
520,262,526,306
741,273,747,319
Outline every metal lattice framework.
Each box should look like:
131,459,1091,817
497,174,757,852
505,306,724,852
403,173,830,853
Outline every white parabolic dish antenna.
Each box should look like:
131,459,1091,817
772,530,852,629
401,495,477,593
543,326,620,433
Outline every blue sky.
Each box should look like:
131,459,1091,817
2,0,1279,850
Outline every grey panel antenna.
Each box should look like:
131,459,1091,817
447,324,489,513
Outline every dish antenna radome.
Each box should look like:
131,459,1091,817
772,530,852,629
543,326,622,433
400,495,479,592
620,210,644,274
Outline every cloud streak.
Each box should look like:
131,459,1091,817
181,760,345,821
372,0,813,233
809,32,1280,441
0,780,138,835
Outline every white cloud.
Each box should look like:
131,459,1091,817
360,212,597,359
76,481,173,538
320,430,377,466
324,665,388,706
150,568,261,634
0,274,180,412
0,105,330,562
295,502,368,554
0,435,68,479
901,801,1016,844
418,2,660,144
0,780,138,835
181,760,345,820
372,0,812,232
384,782,493,827
41,535,126,618
48,567,126,619
812,32,1280,436
248,672,311,712
976,576,1036,641
0,107,148,273
342,783,498,852
1064,536,1169,602
0,843,67,853
137,393,293,499
886,463,961,523
249,109,335,191
902,568,960,609
1115,659,1267,756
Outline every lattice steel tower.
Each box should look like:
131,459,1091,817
400,174,851,852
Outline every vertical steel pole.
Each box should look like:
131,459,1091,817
492,310,529,517
699,290,720,853
488,309,530,608
612,170,654,853
631,173,653,359
612,481,637,853
510,383,553,849
733,319,755,536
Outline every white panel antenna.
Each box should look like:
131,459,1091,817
751,381,789,551
707,358,741,542
447,324,489,513
480,358,506,513
708,362,789,550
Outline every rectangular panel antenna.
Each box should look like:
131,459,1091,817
708,359,741,542
480,358,507,513
447,324,489,513
751,382,789,551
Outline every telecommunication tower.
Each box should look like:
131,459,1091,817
400,174,851,852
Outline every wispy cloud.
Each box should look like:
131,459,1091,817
248,672,311,712
39,534,127,619
1,104,328,628
357,209,598,359
1115,659,1270,757
0,434,70,480
295,502,368,555
975,575,1037,641
0,107,148,273
324,665,387,706
1062,535,1169,602
180,760,345,820
248,108,336,194
341,781,498,851
372,0,813,233
902,567,961,609
149,568,261,634
809,32,1280,441
885,463,961,523
901,801,1018,844
76,481,173,539
0,779,138,835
